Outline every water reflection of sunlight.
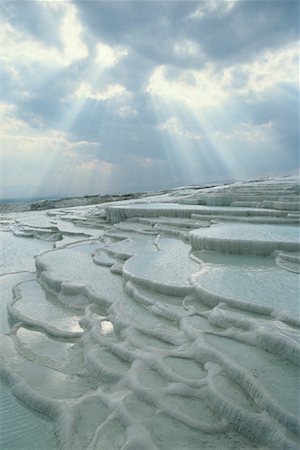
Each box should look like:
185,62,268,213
100,320,114,334
70,319,84,333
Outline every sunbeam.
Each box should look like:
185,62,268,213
1,0,298,200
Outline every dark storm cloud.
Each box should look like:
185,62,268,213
74,0,299,67
186,0,299,64
73,1,203,69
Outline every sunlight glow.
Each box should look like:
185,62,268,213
214,122,274,144
1,103,118,197
146,42,299,111
96,42,128,68
146,92,277,183
188,0,238,19
146,65,227,109
2,3,87,72
76,160,116,172
60,3,88,65
100,321,114,334
2,0,298,198
173,40,201,58
75,82,128,101
236,43,299,94
159,117,202,141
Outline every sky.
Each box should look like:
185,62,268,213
1,0,299,199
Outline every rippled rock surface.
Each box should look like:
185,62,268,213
0,177,299,449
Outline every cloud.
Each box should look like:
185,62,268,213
76,160,117,172
232,43,299,95
2,103,90,155
185,0,299,64
2,1,299,198
118,106,138,117
130,155,165,168
173,40,201,58
214,121,274,144
2,3,88,70
159,117,202,141
146,41,299,110
1,103,28,132
95,42,128,68
146,65,228,108
74,82,129,101
73,0,298,72
188,0,237,19
1,102,119,197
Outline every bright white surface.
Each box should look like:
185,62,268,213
0,177,299,450
190,222,300,255
192,252,299,315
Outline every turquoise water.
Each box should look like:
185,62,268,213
0,379,56,450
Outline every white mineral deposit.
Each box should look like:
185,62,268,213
0,177,299,450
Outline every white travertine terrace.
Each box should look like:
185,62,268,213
0,176,299,449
